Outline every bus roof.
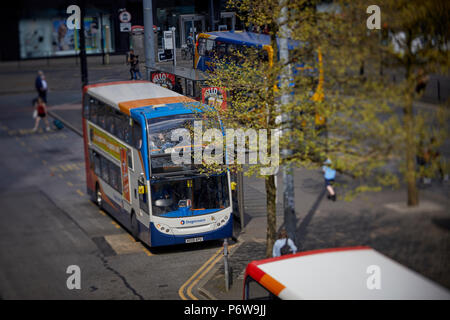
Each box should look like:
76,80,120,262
245,246,450,300
200,31,299,50
84,81,196,117
203,31,271,47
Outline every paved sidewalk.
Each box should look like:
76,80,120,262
198,172,450,300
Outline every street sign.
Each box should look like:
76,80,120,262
120,23,131,32
119,11,132,23
163,31,174,50
157,50,173,62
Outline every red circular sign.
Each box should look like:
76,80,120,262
119,11,132,23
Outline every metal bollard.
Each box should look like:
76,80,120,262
223,238,230,291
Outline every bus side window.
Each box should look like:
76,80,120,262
105,106,115,134
83,95,90,119
124,117,132,145
93,152,101,176
97,102,106,129
100,156,110,184
115,112,126,140
110,163,122,193
245,276,280,300
216,41,227,58
198,37,206,56
89,98,98,124
132,121,142,149
206,39,215,56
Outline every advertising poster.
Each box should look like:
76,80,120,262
151,72,175,89
201,87,227,111
52,19,75,54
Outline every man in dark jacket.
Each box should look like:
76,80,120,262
35,70,48,103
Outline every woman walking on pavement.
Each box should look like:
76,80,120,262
323,158,337,201
32,97,51,133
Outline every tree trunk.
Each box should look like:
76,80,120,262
404,30,419,207
265,174,277,258
404,98,419,206
264,23,279,258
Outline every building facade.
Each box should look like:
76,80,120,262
0,0,240,61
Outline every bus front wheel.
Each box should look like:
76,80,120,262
130,211,139,241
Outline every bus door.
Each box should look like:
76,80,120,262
129,119,150,227
138,174,149,217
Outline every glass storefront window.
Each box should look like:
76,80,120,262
19,14,113,59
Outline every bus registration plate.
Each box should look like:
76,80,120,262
185,237,203,244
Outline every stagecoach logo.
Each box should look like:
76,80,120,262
151,72,175,90
180,218,207,225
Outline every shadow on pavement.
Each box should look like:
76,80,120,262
296,188,327,249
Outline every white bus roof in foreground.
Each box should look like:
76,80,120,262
245,246,450,300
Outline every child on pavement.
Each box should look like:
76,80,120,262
32,97,51,132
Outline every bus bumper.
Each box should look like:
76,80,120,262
149,215,233,247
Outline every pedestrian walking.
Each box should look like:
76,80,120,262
127,49,136,80
131,55,142,80
186,32,194,57
273,228,297,257
32,97,51,133
322,158,337,201
35,70,48,103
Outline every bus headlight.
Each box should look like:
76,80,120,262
156,223,171,233
213,214,229,229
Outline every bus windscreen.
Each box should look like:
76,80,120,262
151,174,230,218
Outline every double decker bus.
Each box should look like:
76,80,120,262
82,81,233,247
194,31,325,124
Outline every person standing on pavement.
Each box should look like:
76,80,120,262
127,49,136,80
323,158,337,201
186,33,194,57
273,228,297,257
131,55,142,80
35,70,48,103
32,97,51,133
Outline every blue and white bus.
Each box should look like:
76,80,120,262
82,81,233,247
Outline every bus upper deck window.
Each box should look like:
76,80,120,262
198,38,206,56
206,39,215,56
97,103,106,129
